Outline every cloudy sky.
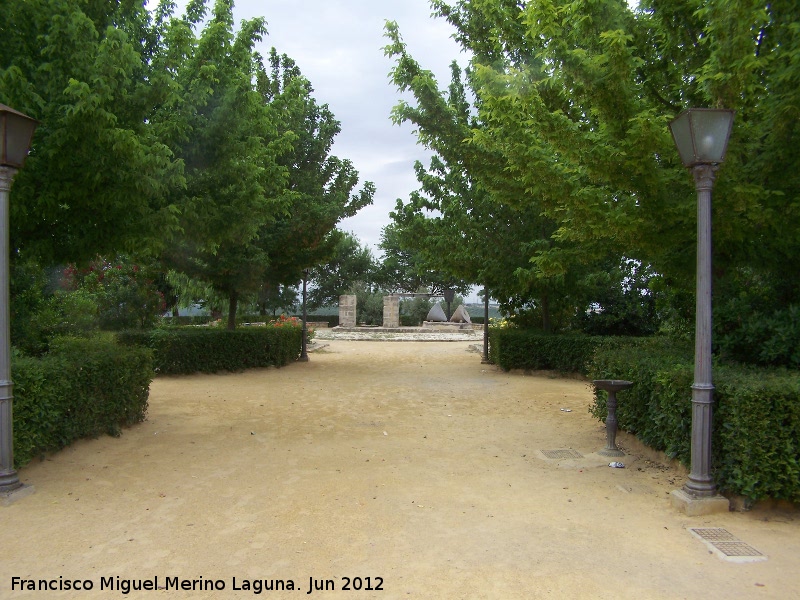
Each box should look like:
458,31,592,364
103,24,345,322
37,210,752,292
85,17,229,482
248,1,465,254
151,0,467,256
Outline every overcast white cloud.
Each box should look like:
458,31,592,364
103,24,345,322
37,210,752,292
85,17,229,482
249,1,466,255
151,0,467,256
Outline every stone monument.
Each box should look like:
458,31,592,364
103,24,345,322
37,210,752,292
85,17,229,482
383,295,400,328
423,302,471,330
426,303,448,322
338,294,356,328
449,304,472,324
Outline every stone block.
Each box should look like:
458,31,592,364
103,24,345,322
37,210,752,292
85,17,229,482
338,295,357,328
670,489,730,516
383,295,400,328
1,484,35,506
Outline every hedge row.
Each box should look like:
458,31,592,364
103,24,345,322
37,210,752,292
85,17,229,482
488,328,605,373
587,338,800,503
160,315,215,326
295,315,339,328
12,336,153,468
118,327,302,375
161,314,342,328
489,329,800,503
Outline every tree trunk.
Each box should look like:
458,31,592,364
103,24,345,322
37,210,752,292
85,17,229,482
541,292,552,333
259,283,270,316
227,290,238,330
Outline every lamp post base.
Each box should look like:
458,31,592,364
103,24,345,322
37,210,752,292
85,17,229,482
670,488,729,516
598,448,626,458
1,482,35,507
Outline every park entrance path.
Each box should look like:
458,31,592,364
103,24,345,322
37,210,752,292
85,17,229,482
2,340,798,599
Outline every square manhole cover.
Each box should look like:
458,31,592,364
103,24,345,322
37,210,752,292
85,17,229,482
541,449,584,460
689,528,766,562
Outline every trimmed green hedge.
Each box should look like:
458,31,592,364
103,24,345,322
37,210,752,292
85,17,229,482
118,327,302,375
488,328,605,374
489,329,800,502
160,315,215,326
12,337,153,468
587,338,694,460
587,337,800,503
295,315,339,328
715,367,800,502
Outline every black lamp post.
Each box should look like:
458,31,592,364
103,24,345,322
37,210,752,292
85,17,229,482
298,269,309,362
0,104,38,497
481,287,491,364
668,108,734,501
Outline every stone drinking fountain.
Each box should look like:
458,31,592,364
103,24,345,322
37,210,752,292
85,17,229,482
592,380,634,457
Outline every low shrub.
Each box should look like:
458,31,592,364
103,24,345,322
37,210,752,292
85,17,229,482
492,329,800,502
714,366,800,502
488,328,604,374
294,314,339,328
160,315,215,326
586,337,800,503
400,315,418,327
12,336,153,468
118,325,302,375
587,337,694,459
400,296,433,326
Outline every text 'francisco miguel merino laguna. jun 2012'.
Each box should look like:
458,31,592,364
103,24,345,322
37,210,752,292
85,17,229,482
10,575,385,595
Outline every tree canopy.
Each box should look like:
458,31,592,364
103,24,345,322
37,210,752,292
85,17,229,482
1,0,374,330
385,0,799,342
307,231,378,310
1,0,184,262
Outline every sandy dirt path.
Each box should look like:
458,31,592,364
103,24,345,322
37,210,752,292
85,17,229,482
2,340,798,599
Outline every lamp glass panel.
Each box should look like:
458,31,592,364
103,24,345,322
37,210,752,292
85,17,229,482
4,114,37,167
690,110,733,163
669,111,696,167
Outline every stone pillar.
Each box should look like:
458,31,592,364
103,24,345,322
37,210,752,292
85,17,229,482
338,295,357,328
383,295,400,328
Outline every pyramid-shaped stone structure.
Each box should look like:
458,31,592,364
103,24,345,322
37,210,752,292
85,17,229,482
449,304,472,323
426,303,448,322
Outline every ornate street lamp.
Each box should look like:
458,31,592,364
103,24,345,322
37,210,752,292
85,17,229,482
668,108,734,508
298,269,309,362
481,287,491,364
0,104,38,498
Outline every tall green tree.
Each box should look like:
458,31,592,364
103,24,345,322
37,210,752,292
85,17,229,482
388,0,800,342
159,3,373,329
0,0,184,263
307,231,378,310
454,0,796,291
384,27,591,329
160,0,298,329
254,51,375,297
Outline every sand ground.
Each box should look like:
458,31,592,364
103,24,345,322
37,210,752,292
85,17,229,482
2,339,799,599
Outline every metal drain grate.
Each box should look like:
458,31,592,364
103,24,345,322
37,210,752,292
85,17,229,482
714,542,764,557
689,528,766,562
541,449,584,459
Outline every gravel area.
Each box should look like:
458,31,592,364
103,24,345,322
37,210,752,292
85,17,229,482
313,326,482,342
2,340,798,600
